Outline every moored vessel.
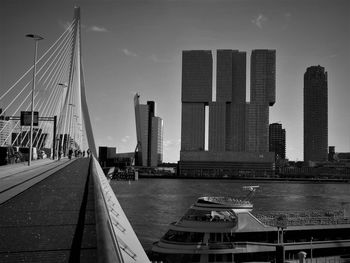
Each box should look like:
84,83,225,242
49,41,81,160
150,186,350,263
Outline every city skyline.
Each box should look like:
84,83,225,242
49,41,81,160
134,93,163,166
1,0,349,162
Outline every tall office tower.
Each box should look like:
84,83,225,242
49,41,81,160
134,94,163,167
304,65,328,162
181,50,212,152
210,50,246,152
269,123,286,159
151,116,163,166
247,49,276,153
179,49,276,177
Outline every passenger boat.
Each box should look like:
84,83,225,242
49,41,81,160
150,186,350,263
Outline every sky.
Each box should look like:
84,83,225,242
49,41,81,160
1,0,349,163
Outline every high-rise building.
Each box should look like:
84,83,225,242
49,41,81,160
134,94,163,167
181,50,212,152
304,65,328,162
179,49,276,177
247,50,276,153
269,123,286,159
214,50,246,152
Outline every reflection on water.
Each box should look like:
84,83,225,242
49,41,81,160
111,179,350,250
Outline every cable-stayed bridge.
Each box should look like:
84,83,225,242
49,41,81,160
0,7,150,263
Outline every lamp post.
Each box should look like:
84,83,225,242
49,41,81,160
26,34,44,166
310,236,313,263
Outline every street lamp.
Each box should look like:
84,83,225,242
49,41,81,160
311,236,313,263
26,34,44,166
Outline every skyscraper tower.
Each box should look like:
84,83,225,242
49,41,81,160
179,49,276,177
181,50,212,152
247,49,276,153
304,65,328,162
269,123,286,159
134,94,163,167
210,50,246,152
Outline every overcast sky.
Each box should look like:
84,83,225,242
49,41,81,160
1,0,349,162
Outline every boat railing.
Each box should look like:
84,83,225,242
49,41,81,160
254,211,350,227
205,197,252,206
180,214,236,223
159,239,278,251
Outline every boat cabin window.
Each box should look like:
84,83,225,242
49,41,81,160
163,230,204,243
182,209,237,223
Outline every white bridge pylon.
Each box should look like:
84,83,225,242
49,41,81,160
0,7,96,157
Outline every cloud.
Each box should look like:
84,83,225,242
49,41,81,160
280,12,292,31
88,25,108,32
252,14,268,29
121,135,130,143
164,139,180,149
122,48,138,57
284,12,292,19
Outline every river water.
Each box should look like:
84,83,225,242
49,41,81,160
111,179,350,250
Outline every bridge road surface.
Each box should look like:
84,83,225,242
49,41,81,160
0,158,97,262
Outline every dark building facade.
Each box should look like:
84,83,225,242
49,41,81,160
134,94,163,167
247,49,276,153
181,51,212,152
304,65,328,162
269,123,286,160
179,49,276,177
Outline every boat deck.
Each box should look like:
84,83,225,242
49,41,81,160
253,210,350,227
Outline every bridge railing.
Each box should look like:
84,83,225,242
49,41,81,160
90,156,150,263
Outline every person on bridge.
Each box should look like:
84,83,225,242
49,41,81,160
68,148,73,160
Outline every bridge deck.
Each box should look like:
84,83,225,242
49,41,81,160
0,158,97,262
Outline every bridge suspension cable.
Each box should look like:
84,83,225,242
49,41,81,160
0,11,88,157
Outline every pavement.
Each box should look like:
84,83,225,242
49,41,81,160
0,158,63,179
0,157,97,262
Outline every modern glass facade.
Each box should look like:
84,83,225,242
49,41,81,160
134,93,163,167
179,49,276,176
269,123,286,160
181,51,212,153
304,65,328,162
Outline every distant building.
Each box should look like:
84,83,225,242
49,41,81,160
98,146,117,167
247,49,276,153
269,123,286,159
328,146,335,161
134,94,163,167
179,49,276,177
304,65,328,162
181,50,212,152
213,50,246,152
